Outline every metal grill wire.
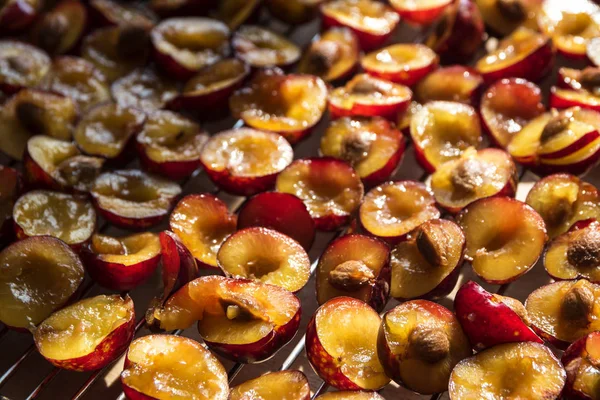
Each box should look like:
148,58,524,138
0,7,594,400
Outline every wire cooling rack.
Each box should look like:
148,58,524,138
0,6,598,400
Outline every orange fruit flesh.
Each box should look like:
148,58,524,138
93,232,161,266
322,0,399,35
476,27,546,72
545,223,600,281
13,89,76,141
329,74,412,109
316,392,385,400
297,28,358,82
234,26,300,67
362,44,437,73
415,67,482,104
184,58,247,94
27,136,79,176
229,370,310,400
35,295,133,360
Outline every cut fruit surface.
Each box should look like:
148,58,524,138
378,300,472,394
30,0,87,56
431,147,518,213
82,233,161,291
448,342,565,400
361,44,438,86
562,331,600,400
526,279,600,348
389,0,453,25
213,0,261,30
230,70,328,144
121,334,229,400
200,128,294,196
526,173,600,238
13,190,96,247
359,180,440,242
328,73,412,121
320,116,405,187
217,227,310,293
89,0,156,29
316,393,385,400
297,28,359,83
0,40,51,94
415,65,483,105
229,370,310,400
316,234,390,312
276,157,363,231
390,219,465,300
307,296,390,390
112,68,179,113
457,197,547,283
0,236,84,330
91,169,181,229
34,295,134,371
551,86,600,112
481,78,546,147
152,275,301,363
170,194,237,269
232,25,301,69
410,101,482,172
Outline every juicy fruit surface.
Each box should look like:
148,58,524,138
563,332,600,400
121,335,228,400
545,222,600,281
92,232,161,266
321,0,399,35
415,66,483,105
0,237,84,329
112,68,179,112
0,41,51,89
315,393,385,400
449,342,565,399
232,25,301,68
229,370,310,400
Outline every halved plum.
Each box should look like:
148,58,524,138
480,78,546,147
229,370,310,400
431,147,518,213
297,28,359,83
230,70,328,144
30,0,87,56
40,56,111,112
307,296,390,390
91,169,181,229
0,0,39,33
170,194,237,269
74,102,146,163
13,190,96,249
168,58,249,113
213,0,261,30
276,157,364,231
237,192,316,251
457,197,547,283
24,135,104,192
361,44,439,86
475,27,555,84
200,128,294,196
89,0,156,30
218,227,310,293
390,219,465,301
137,110,208,180
320,0,400,50
414,65,483,105
551,82,600,113
81,26,150,83
410,101,482,173
526,174,600,239
0,40,51,95
152,275,302,363
232,25,301,69
359,180,440,243
0,166,20,245
449,342,565,399
454,281,542,351
121,334,228,400
475,0,541,36
316,234,390,312
320,116,406,187
526,279,600,348
315,393,385,400
111,68,179,113
34,295,135,371
151,17,230,80
562,331,600,400
389,0,452,25
0,236,84,330
81,232,161,291
328,73,412,120
266,0,325,25
378,300,472,394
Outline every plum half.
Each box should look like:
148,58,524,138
121,334,229,400
0,40,51,94
232,25,301,69
30,0,87,56
389,0,452,25
390,219,465,301
34,295,135,371
361,44,439,86
320,116,406,187
81,233,161,291
316,393,385,400
454,281,542,351
0,236,84,330
449,342,566,400
306,296,390,390
89,0,156,30
378,300,472,394
200,128,294,196
316,234,390,312
111,68,179,113
152,275,301,363
359,180,440,243
217,227,311,293
457,197,547,284
414,65,483,105
213,0,261,30
475,0,540,36
562,331,600,400
229,370,310,400
276,157,364,231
